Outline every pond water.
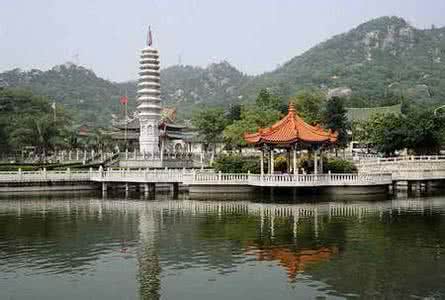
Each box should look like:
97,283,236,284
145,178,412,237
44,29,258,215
1,192,445,299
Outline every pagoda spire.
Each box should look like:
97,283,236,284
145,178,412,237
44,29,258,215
147,26,153,47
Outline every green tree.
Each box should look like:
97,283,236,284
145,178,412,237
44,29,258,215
224,106,281,149
403,111,445,154
322,96,350,149
361,113,405,156
256,89,282,110
291,89,325,124
0,88,71,159
192,107,229,151
226,103,243,122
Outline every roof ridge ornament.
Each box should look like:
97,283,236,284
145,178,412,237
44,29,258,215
147,26,153,47
288,102,296,114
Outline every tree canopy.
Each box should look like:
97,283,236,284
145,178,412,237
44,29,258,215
191,107,229,148
321,96,350,149
356,110,445,155
291,89,325,125
0,88,71,158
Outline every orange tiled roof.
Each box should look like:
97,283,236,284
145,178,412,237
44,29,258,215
244,103,337,145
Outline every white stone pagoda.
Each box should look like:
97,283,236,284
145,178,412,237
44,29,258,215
137,27,162,155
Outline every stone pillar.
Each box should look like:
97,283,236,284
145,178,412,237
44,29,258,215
160,139,165,162
319,149,323,174
293,147,297,175
76,150,79,161
314,149,318,175
68,151,72,161
287,149,291,173
270,149,274,175
200,152,204,169
260,149,264,175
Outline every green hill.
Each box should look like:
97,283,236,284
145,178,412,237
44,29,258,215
241,16,445,107
2,16,445,125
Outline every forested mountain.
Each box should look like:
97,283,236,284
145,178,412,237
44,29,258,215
0,63,126,126
1,16,445,125
243,16,445,107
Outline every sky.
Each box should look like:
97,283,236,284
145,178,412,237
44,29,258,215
1,0,445,82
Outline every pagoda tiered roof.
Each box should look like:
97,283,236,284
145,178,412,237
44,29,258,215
244,103,337,146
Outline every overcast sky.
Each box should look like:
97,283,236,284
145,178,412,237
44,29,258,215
1,0,445,82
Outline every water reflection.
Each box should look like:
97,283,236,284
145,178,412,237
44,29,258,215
0,195,444,299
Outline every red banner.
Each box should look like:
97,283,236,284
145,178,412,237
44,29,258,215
120,96,128,105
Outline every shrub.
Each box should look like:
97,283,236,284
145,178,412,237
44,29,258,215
213,155,260,173
274,155,288,173
325,158,357,173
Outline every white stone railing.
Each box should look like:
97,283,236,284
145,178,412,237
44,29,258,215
357,155,445,165
190,172,249,185
248,173,393,187
90,168,193,183
6,167,445,186
0,169,97,182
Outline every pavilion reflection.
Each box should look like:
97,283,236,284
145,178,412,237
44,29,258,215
246,245,338,281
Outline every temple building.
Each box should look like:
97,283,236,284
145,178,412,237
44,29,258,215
110,107,196,153
244,103,337,174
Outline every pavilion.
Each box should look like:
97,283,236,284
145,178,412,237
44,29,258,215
244,103,337,175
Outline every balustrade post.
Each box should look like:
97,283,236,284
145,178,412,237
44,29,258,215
68,150,72,161
43,168,47,181
89,167,93,178
76,149,79,161
218,171,222,183
66,168,71,180
125,149,129,160
18,168,22,181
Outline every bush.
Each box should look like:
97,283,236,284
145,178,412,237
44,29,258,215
213,155,260,173
325,158,357,173
297,154,357,174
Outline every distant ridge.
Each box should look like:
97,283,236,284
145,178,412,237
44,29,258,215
2,16,445,125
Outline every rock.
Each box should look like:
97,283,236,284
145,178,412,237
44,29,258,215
327,87,352,99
